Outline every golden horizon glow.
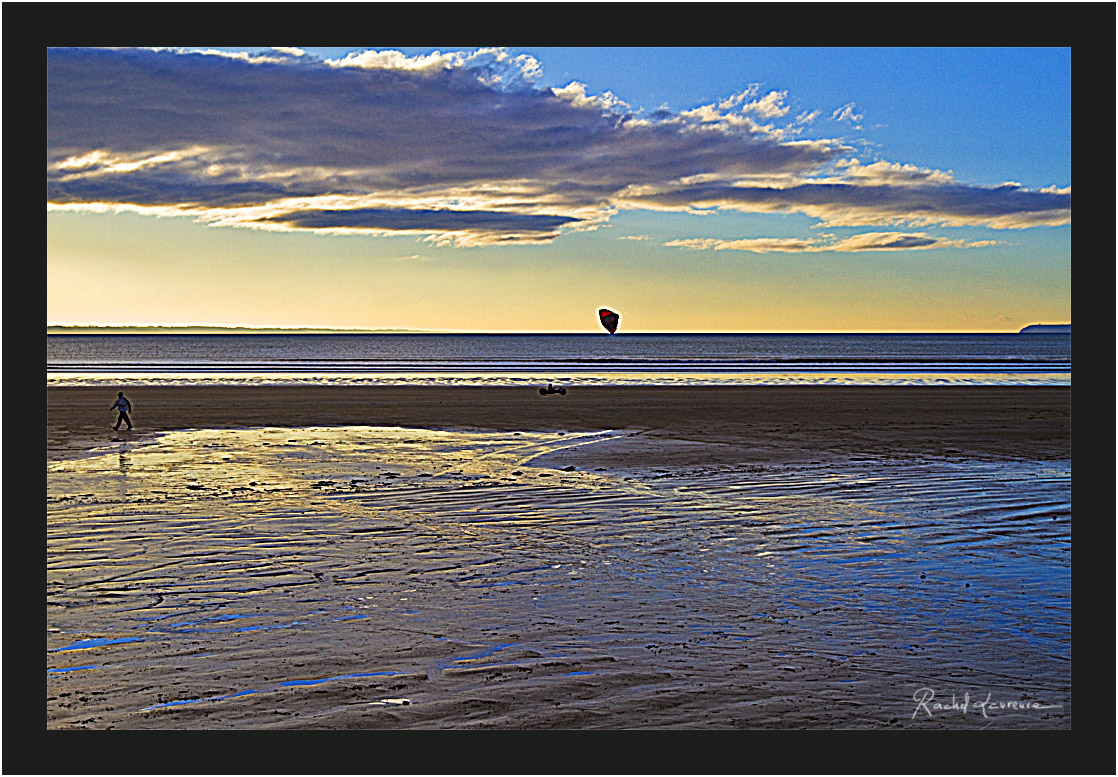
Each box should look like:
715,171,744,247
46,322,1070,335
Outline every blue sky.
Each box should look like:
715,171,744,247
533,47,1070,186
46,46,1071,332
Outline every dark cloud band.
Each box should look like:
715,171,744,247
627,181,1071,228
261,207,579,234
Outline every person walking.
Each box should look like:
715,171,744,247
110,391,133,430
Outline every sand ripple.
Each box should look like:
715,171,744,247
47,426,1070,729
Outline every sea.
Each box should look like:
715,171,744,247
46,332,1071,387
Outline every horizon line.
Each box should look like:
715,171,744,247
47,324,1071,335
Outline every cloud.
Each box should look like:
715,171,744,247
47,47,1069,247
742,89,790,120
622,177,1070,230
261,206,578,244
832,102,863,126
665,232,1000,253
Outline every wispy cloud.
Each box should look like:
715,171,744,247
831,102,864,127
625,177,1069,230
47,47,1070,247
666,232,1000,253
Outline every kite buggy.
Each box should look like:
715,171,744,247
539,383,567,396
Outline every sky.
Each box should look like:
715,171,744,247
46,46,1071,333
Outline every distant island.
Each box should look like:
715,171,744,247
47,325,446,334
1018,324,1070,334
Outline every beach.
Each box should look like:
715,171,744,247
46,386,1072,729
47,385,1071,466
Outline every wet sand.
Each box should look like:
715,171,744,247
46,386,1071,731
47,385,1071,465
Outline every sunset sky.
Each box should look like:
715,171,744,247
46,46,1071,333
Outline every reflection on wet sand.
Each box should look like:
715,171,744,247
47,426,1070,729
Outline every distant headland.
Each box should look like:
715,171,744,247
1018,324,1070,334
46,325,444,334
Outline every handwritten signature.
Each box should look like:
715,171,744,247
912,687,1063,719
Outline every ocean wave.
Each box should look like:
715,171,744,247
46,371,1071,387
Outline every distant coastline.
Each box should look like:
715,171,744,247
46,326,445,335
1018,324,1071,334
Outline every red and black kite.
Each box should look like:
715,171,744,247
598,308,620,334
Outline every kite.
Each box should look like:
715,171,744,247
598,308,620,334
